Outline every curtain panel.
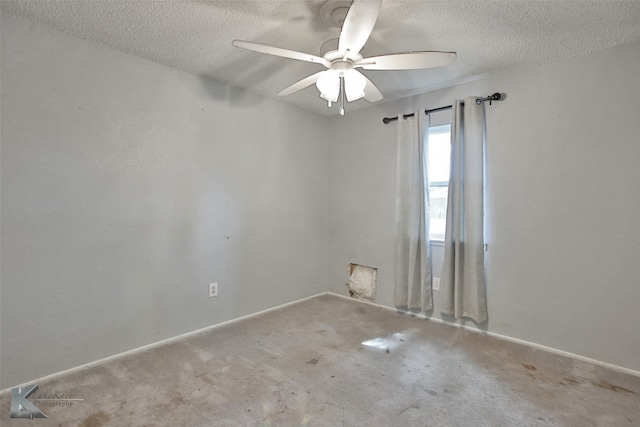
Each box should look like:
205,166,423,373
393,111,433,312
440,98,488,323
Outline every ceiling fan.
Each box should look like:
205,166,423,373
232,0,456,115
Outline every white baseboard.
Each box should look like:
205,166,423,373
327,291,640,379
0,292,326,394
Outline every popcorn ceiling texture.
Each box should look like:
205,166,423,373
2,0,640,116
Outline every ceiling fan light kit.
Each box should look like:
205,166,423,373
343,70,366,102
232,0,457,116
316,70,340,102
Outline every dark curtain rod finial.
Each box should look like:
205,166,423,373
382,92,504,124
476,92,502,105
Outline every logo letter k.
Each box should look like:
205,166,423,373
10,384,48,419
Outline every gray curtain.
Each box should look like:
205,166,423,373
440,98,488,323
393,111,432,312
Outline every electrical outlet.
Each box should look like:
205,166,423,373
433,278,440,291
209,283,218,298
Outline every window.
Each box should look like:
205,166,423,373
426,124,451,241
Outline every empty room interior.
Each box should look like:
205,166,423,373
1,1,640,425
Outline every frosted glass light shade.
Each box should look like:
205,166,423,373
316,70,340,102
344,69,366,102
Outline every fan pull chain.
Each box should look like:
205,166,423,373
339,76,345,116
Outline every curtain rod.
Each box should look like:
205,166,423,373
382,92,503,124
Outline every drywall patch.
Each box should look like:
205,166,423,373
347,263,377,302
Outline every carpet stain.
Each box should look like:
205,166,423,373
79,411,110,427
307,357,319,365
172,395,186,405
197,373,214,385
154,393,187,413
595,381,637,394
397,404,420,415
522,363,537,371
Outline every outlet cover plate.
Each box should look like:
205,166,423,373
209,283,218,297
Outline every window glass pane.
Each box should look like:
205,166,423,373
428,128,450,183
429,186,448,241
427,125,451,241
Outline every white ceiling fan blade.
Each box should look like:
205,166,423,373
360,72,383,102
277,71,326,97
359,51,457,70
338,0,381,59
232,40,331,68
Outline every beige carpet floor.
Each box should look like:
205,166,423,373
1,294,639,426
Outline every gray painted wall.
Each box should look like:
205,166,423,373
0,14,328,389
328,40,640,372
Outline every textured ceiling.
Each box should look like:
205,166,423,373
3,0,640,116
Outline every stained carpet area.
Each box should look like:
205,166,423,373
1,294,639,426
